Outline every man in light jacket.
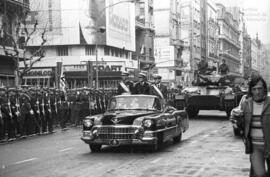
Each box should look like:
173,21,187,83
234,76,270,177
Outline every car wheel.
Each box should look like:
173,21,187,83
147,143,159,152
226,107,233,119
89,144,102,152
233,128,241,136
173,132,182,143
147,134,163,152
187,107,199,118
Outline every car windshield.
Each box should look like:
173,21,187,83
108,96,161,111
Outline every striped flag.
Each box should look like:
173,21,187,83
60,64,67,92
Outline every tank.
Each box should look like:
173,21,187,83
174,71,239,118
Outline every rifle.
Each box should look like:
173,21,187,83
0,105,3,125
7,98,12,118
15,97,20,117
41,97,45,117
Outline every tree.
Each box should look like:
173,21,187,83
0,4,47,86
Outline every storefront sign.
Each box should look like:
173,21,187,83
24,68,53,78
64,65,87,72
93,65,122,72
64,64,122,72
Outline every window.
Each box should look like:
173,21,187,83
149,48,153,56
104,46,110,55
57,46,68,56
85,45,95,55
30,47,44,56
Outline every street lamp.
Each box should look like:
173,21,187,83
93,0,138,89
95,26,106,89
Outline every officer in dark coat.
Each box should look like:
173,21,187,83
198,58,208,75
0,87,7,141
150,74,168,99
43,88,54,133
19,89,32,137
219,59,229,75
58,90,68,130
7,88,16,140
134,72,150,94
117,71,134,95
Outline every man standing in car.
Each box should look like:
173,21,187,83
134,72,150,94
150,74,167,99
117,71,134,95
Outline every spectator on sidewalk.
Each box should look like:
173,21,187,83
237,75,270,177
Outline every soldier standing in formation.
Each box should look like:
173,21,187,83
0,84,119,142
0,87,7,141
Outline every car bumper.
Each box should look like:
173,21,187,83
81,131,157,146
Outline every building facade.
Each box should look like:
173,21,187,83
251,36,261,75
206,0,219,71
24,0,136,88
0,0,29,86
153,0,183,87
133,0,155,71
216,4,241,75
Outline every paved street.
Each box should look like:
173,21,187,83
0,111,249,177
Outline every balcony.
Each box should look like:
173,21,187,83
219,50,240,62
6,0,29,9
135,16,145,29
219,34,240,49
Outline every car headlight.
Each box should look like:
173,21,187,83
143,119,153,128
83,119,93,127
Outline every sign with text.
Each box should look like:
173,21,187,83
24,68,54,78
106,0,135,51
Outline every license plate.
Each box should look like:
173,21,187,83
83,131,91,137
110,139,120,146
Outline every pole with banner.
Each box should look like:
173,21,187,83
56,62,62,89
87,61,93,88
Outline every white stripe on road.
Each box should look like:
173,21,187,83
201,134,209,138
193,166,207,177
151,158,162,164
59,147,73,152
211,130,218,133
14,158,37,165
190,140,198,144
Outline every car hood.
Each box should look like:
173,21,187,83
101,110,158,125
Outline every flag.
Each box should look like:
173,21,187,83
60,64,67,92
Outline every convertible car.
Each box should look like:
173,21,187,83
81,94,189,152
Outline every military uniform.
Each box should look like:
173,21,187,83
117,80,134,95
58,91,68,130
149,75,168,99
134,82,150,94
7,88,17,140
19,90,32,137
0,87,7,141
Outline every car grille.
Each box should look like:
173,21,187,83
96,126,137,140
